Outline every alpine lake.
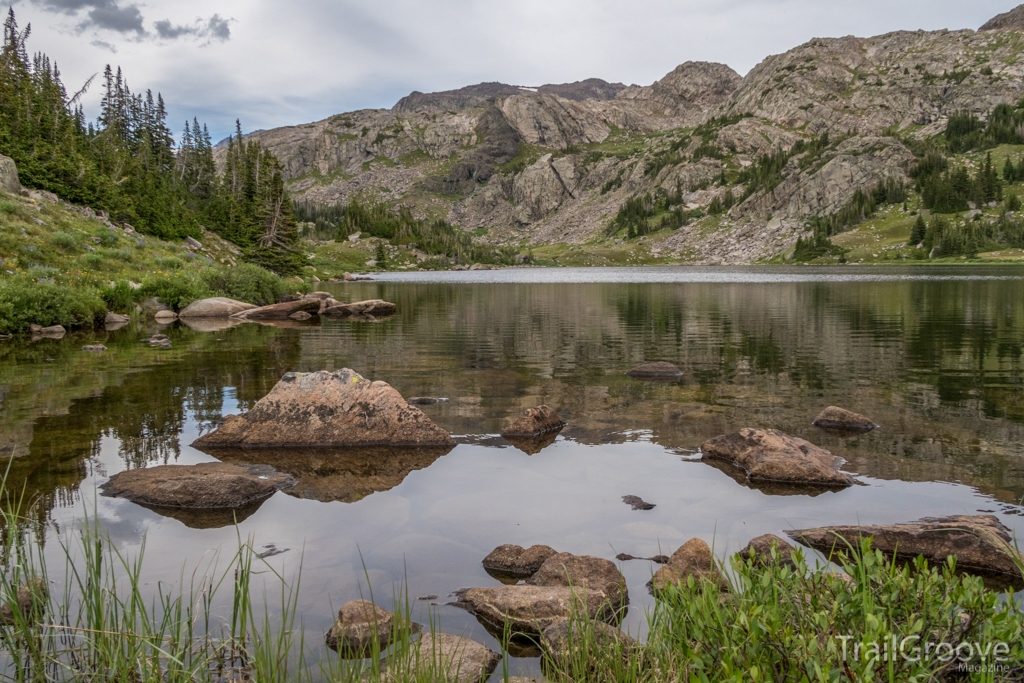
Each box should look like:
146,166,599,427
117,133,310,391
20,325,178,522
2,265,1024,679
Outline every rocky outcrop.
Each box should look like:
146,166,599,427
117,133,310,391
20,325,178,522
230,299,321,321
650,538,730,593
512,154,578,221
737,534,799,568
701,428,855,487
626,362,682,378
383,632,500,683
499,95,611,150
980,4,1024,31
616,61,742,119
0,154,20,195
192,369,455,448
482,544,558,580
99,462,296,509
325,600,402,656
500,406,566,438
458,585,613,637
812,406,880,432
539,78,626,101
179,298,257,318
787,515,1024,583
527,553,628,611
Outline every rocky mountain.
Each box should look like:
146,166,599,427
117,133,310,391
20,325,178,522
235,6,1024,264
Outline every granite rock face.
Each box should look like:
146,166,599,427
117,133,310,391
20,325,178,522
192,369,455,448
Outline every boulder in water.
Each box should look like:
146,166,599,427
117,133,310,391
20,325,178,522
325,600,406,656
458,585,614,637
701,428,854,487
321,299,397,318
482,544,558,580
192,369,455,448
501,405,566,438
382,632,499,683
179,298,257,319
230,298,321,320
812,406,879,432
99,462,295,509
736,534,799,568
650,538,730,593
527,553,628,611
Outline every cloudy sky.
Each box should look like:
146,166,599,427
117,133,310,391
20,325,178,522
6,0,1019,141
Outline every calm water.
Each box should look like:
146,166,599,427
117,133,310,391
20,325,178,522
2,265,1024,678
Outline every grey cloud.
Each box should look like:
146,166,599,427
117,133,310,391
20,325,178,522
154,14,232,42
89,39,117,52
83,4,144,34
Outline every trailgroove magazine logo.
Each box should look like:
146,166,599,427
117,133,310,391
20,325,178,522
836,635,1011,669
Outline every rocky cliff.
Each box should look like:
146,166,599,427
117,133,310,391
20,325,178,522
234,6,1024,264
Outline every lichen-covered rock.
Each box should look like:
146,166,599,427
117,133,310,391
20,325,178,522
482,544,557,579
458,585,612,637
0,154,20,195
787,515,1024,583
99,462,295,509
383,632,499,683
650,538,730,593
192,369,455,448
179,298,257,318
527,553,628,611
501,406,566,438
325,600,402,656
812,406,879,432
701,428,854,487
736,534,799,568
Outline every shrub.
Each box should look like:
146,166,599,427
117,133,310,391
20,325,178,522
199,263,286,306
50,232,79,251
100,279,139,313
138,272,209,311
0,276,106,333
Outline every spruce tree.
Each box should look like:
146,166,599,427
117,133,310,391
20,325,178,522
909,214,927,246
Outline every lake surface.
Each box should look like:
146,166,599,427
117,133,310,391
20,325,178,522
2,265,1024,679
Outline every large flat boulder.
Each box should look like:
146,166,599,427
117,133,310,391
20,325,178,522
501,406,566,439
179,297,257,318
230,298,321,320
701,428,854,487
192,369,455,448
383,632,499,683
527,553,628,611
812,406,879,432
99,462,295,509
321,299,397,318
650,538,730,593
458,585,613,637
787,515,1024,583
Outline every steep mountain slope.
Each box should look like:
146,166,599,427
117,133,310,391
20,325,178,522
237,6,1024,264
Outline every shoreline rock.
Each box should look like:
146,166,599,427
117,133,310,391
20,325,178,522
383,633,499,683
737,534,799,568
787,515,1024,584
527,553,628,611
230,298,321,321
458,585,614,637
325,600,407,656
650,538,730,593
482,544,558,580
701,428,854,488
179,298,258,319
99,462,296,509
192,369,455,449
321,299,397,318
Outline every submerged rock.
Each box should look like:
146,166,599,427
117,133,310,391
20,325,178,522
812,406,880,432
105,312,131,325
100,462,295,509
458,585,613,637
325,600,403,656
621,495,655,510
406,397,449,405
650,538,730,593
82,345,107,352
383,632,499,683
321,299,397,318
192,369,455,449
482,544,558,580
626,361,682,378
501,405,566,438
787,515,1024,584
179,297,257,318
701,428,854,487
288,311,313,321
154,310,178,322
736,534,799,568
230,298,321,321
36,325,66,339
0,579,47,626
527,553,628,611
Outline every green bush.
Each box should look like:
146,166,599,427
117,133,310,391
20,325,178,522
138,272,209,311
199,263,287,306
100,279,139,313
50,232,79,251
0,276,106,333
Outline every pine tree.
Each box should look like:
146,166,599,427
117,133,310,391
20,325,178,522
909,214,927,246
